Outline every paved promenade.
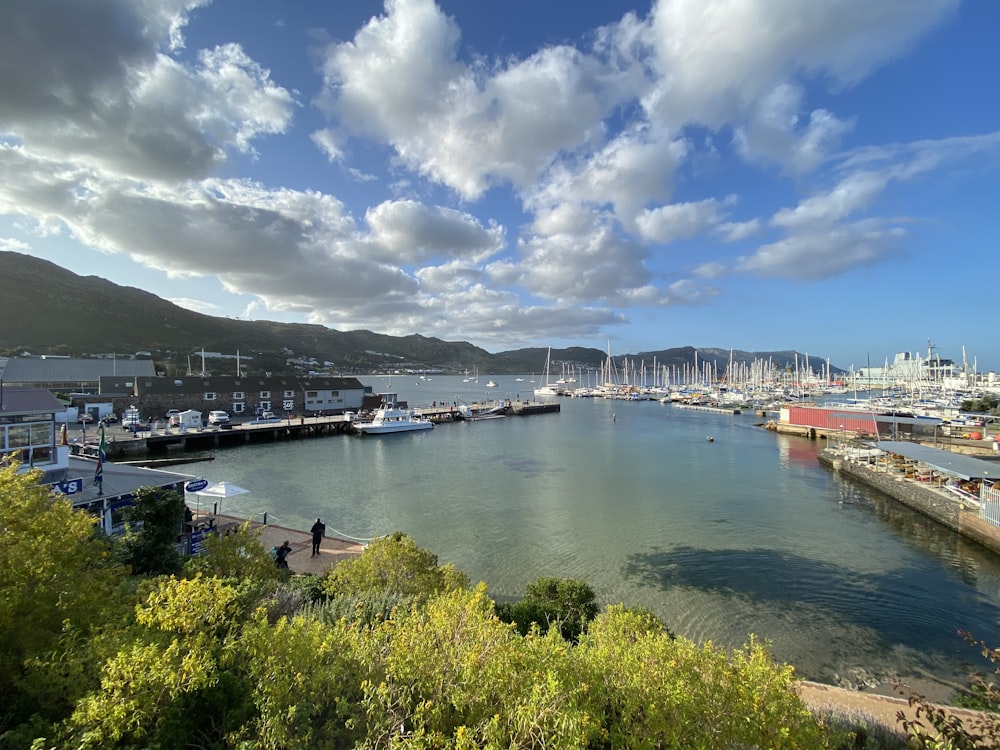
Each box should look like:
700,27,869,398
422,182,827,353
196,512,367,575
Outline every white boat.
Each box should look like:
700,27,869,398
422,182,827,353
534,347,560,397
353,394,434,434
486,380,498,388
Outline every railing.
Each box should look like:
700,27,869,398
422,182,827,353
981,482,1000,528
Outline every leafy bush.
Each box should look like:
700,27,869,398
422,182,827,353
322,531,468,602
495,575,599,641
897,631,1000,748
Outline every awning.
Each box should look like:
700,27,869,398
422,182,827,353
874,441,998,481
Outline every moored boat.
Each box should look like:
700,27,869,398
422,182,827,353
353,394,434,434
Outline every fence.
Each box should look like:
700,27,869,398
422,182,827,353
981,481,1000,528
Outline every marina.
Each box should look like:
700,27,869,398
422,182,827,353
182,374,1000,697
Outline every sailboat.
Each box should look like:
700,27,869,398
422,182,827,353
534,348,560,397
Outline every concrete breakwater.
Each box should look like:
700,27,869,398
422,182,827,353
818,448,1000,556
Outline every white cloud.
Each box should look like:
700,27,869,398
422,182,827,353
0,0,985,349
0,0,294,181
716,219,761,243
0,237,31,252
364,200,505,264
639,0,960,129
735,221,905,280
170,297,222,314
732,84,853,173
635,197,731,244
316,0,632,200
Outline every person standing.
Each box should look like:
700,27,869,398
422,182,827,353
310,518,326,557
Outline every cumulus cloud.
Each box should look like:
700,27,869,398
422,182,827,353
0,0,983,348
364,200,505,264
635,197,732,244
1,2,295,182
316,0,632,200
639,0,960,129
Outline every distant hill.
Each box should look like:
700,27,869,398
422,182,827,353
0,251,837,376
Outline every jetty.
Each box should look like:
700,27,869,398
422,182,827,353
72,399,561,460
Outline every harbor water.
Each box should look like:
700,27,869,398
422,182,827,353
197,375,1000,690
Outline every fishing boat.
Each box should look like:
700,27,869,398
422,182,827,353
353,394,434,434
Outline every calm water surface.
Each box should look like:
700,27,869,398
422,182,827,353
196,376,1000,687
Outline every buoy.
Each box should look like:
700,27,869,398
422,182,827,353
706,436,714,442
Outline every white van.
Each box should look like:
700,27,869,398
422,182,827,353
208,410,230,425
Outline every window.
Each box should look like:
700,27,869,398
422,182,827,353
283,390,294,398
259,390,270,398
306,391,318,398
232,391,244,400
282,399,294,410
259,401,271,412
203,392,216,400
232,402,245,414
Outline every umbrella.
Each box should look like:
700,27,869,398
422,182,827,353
193,481,250,516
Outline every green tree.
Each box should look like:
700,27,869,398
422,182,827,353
322,532,468,602
576,605,829,748
112,486,185,576
182,520,281,584
68,575,255,749
356,585,593,749
0,461,123,742
497,575,600,641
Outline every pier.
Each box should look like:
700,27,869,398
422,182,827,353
74,399,560,460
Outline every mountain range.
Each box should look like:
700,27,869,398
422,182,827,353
0,251,836,377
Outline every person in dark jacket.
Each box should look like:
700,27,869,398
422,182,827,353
275,540,292,569
310,518,326,557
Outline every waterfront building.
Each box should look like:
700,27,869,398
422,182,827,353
0,356,155,394
96,374,367,421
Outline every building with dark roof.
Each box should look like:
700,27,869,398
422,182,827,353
97,374,367,421
0,356,155,393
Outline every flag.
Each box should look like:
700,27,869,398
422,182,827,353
94,425,105,494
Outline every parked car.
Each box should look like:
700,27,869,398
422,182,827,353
77,412,94,423
100,413,118,425
208,410,230,425
260,411,277,419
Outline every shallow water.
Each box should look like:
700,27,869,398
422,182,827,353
195,375,1000,687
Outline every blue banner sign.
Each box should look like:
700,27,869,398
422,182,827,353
51,478,84,496
185,478,209,493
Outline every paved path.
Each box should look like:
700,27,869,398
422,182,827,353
198,512,367,575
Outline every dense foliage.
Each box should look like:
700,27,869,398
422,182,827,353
960,395,1000,416
2,460,987,748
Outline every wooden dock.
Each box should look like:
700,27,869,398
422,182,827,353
77,399,561,460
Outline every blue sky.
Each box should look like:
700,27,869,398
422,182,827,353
1,0,997,371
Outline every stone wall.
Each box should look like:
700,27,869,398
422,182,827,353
819,449,1000,556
